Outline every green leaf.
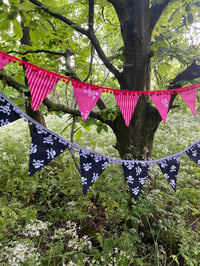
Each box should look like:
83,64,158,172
7,11,17,20
12,20,23,38
187,13,193,24
75,130,83,139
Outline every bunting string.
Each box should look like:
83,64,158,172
0,92,200,201
0,50,200,125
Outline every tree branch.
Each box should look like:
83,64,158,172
150,0,172,30
8,49,65,56
88,0,94,31
28,0,122,83
0,69,27,90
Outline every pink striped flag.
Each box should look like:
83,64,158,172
26,66,59,110
151,93,171,123
179,88,197,116
72,82,103,121
0,54,10,69
114,91,139,126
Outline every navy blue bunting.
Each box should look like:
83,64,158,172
186,143,200,167
80,151,109,196
122,162,149,201
29,126,68,176
158,157,180,191
0,95,21,127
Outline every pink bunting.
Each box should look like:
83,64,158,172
72,82,103,122
113,92,139,126
151,93,171,123
179,88,197,116
26,66,59,110
0,54,10,69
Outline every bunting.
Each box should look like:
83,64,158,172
0,95,21,127
0,50,200,126
186,143,200,166
122,162,149,201
0,53,10,69
72,82,103,122
80,151,109,195
29,126,68,176
113,92,139,126
151,93,171,123
158,157,180,191
0,92,200,201
26,65,60,111
179,88,197,116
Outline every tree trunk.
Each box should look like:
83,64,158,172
110,0,158,160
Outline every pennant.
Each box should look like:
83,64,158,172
0,53,10,69
186,143,200,166
72,82,103,122
29,126,68,176
179,88,197,116
122,162,149,201
158,156,180,191
26,66,59,110
113,92,139,127
151,93,171,123
0,94,21,127
80,151,109,196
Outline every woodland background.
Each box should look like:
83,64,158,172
0,0,200,265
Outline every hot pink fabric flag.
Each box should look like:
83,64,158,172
72,82,103,121
114,91,139,126
179,88,197,116
26,66,59,110
0,54,10,69
151,93,171,123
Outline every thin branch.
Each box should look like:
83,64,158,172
8,49,65,56
88,0,94,31
150,0,172,30
28,0,122,83
83,45,94,82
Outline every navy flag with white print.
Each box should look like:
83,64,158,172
186,143,200,167
122,162,149,201
80,151,109,196
0,94,21,127
158,156,180,191
29,126,68,176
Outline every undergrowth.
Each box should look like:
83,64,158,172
0,109,200,265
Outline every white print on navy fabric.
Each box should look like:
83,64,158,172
29,126,68,176
122,163,149,201
30,143,37,154
159,157,180,191
32,159,44,169
0,105,11,115
0,119,9,126
80,152,109,196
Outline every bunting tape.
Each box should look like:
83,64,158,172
0,92,200,201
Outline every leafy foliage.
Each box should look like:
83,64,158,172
0,109,200,265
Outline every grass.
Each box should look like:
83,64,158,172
0,108,200,265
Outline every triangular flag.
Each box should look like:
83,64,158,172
0,94,21,127
186,143,200,166
113,92,139,126
29,126,68,176
72,82,103,122
26,65,59,110
179,88,197,116
0,53,10,69
122,162,149,201
151,93,171,123
158,156,180,191
80,151,109,196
